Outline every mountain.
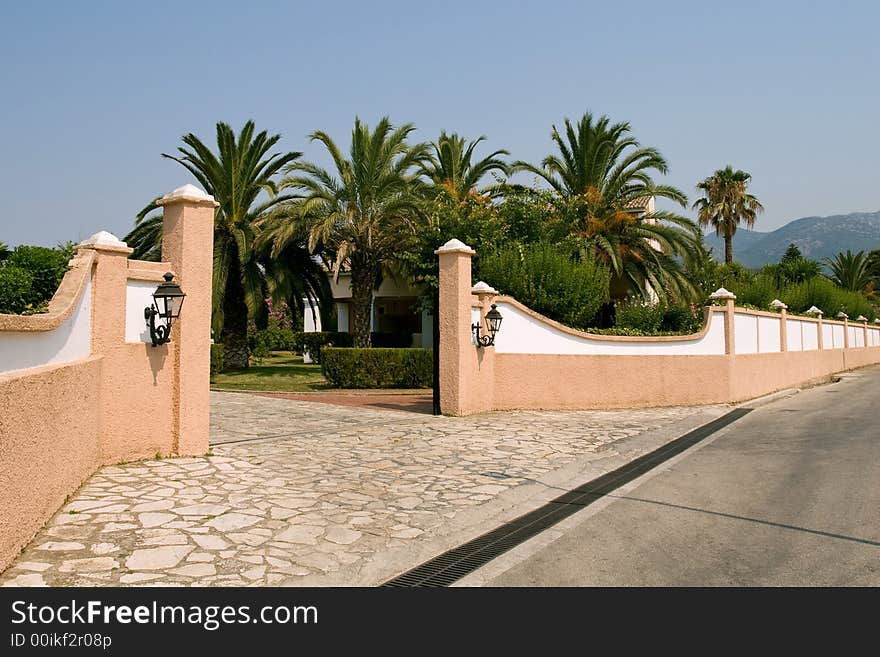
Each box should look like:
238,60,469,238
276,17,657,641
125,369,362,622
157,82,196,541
703,211,880,268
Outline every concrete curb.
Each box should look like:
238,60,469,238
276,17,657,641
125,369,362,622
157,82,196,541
737,387,799,409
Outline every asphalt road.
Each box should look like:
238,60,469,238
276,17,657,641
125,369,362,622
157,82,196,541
485,366,880,586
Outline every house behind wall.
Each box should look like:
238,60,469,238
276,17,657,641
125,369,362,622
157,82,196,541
303,271,433,350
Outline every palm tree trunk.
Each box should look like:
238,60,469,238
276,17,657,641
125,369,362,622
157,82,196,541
724,235,734,264
350,268,374,348
220,274,250,369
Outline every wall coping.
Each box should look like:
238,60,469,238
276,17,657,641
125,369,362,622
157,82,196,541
156,184,219,207
76,231,133,255
435,238,476,255
734,308,813,321
0,354,103,384
0,250,95,333
720,305,863,327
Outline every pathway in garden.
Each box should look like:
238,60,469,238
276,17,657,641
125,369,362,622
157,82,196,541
1,392,728,587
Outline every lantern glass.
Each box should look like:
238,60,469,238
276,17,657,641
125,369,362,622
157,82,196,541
485,304,503,335
152,272,186,319
165,293,184,319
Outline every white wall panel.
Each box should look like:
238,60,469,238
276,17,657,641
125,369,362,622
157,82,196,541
0,280,92,374
493,304,726,356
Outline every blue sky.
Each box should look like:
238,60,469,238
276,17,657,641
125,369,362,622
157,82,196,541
1,0,878,247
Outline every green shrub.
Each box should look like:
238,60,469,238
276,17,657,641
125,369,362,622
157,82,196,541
210,344,225,376
615,300,664,333
478,242,610,330
615,300,703,335
722,272,876,320
782,277,876,320
291,331,352,364
321,348,432,389
256,324,298,351
0,266,34,314
7,245,72,305
660,305,703,333
587,327,700,337
732,274,779,309
250,331,271,364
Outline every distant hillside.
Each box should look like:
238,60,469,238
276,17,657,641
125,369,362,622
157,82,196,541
703,211,880,268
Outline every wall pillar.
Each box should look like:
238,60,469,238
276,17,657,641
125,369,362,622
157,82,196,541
816,312,824,350
76,232,133,463
437,238,493,416
156,184,218,456
780,307,788,352
840,314,849,349
78,232,134,357
771,300,789,353
710,288,737,355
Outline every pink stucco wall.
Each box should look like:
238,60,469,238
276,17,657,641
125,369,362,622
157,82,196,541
0,358,101,569
438,241,880,416
0,186,217,571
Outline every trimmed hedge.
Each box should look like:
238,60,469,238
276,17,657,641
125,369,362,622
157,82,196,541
321,348,432,389
210,343,225,376
291,331,414,363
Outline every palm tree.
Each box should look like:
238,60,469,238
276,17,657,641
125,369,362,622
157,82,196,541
255,214,332,327
824,250,873,293
515,112,700,303
693,165,764,264
124,212,163,262
125,121,302,368
866,249,880,283
419,132,509,200
280,117,430,347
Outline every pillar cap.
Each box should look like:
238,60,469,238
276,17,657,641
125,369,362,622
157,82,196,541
770,299,788,310
156,184,219,207
805,305,823,316
709,287,736,300
855,315,868,322
434,238,475,255
471,281,498,295
76,230,133,254
836,311,848,319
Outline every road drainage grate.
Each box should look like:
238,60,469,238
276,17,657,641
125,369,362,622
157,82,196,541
382,407,752,587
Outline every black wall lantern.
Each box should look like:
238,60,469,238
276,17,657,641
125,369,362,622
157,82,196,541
144,272,186,347
472,304,503,348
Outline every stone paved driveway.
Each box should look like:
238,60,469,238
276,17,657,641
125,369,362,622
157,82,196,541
1,392,719,587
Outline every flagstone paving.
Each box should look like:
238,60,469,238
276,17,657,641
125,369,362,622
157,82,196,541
1,391,711,587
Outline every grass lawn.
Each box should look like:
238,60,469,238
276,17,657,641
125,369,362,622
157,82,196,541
210,351,330,392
